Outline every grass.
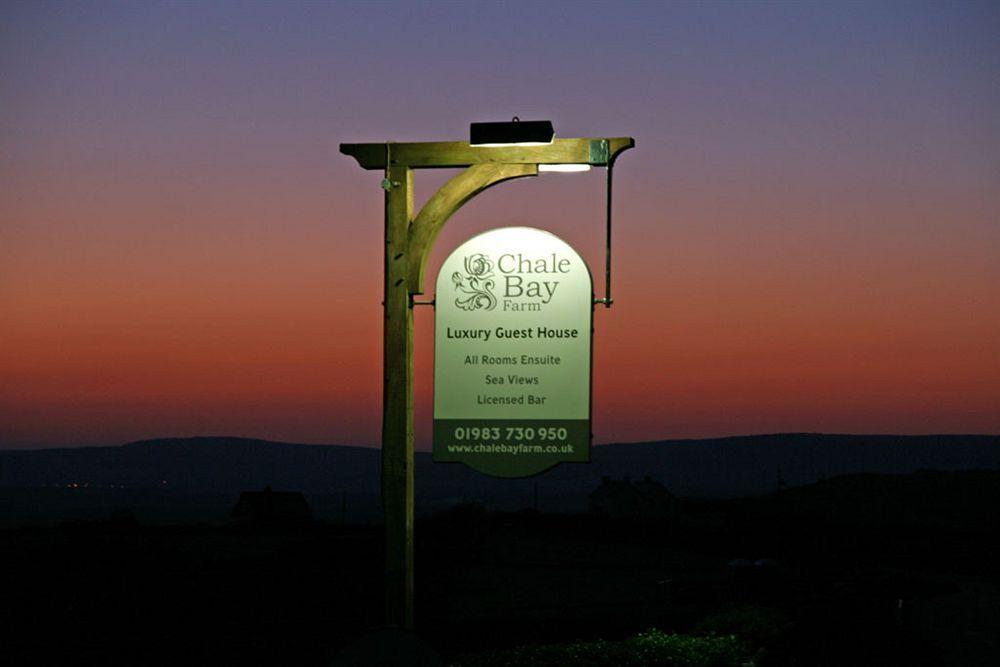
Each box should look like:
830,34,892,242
451,629,749,667
696,605,791,647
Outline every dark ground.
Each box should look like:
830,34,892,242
2,473,998,666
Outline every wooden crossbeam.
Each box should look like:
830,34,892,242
340,137,634,170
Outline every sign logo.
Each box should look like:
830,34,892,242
452,247,576,314
434,227,593,478
452,253,497,311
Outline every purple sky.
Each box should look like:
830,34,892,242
2,1,998,448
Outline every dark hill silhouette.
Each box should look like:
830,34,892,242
764,468,1000,530
0,437,380,493
1,434,998,522
583,433,1000,497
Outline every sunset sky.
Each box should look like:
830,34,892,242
2,1,997,449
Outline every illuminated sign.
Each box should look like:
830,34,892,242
433,227,592,477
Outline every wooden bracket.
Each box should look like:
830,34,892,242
406,162,538,295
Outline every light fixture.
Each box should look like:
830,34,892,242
538,164,591,173
470,117,555,147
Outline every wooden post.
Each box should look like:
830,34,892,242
380,163,534,629
339,135,634,630
382,163,414,628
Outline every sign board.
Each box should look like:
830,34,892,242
433,227,592,477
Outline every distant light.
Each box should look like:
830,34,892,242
538,164,591,173
470,118,555,146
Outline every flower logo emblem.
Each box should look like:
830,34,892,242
452,253,497,311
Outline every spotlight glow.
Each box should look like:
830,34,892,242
538,164,592,173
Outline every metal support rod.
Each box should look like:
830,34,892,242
594,159,616,308
604,159,614,307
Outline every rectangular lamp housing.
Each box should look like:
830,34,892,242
470,120,555,146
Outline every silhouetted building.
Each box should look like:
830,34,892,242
230,486,312,525
589,475,677,521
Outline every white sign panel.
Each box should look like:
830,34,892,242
433,227,592,477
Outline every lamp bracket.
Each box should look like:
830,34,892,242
589,139,609,165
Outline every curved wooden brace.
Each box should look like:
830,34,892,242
406,162,538,294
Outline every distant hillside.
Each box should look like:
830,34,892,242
1,434,998,523
0,437,380,494
765,468,1000,530
583,433,1000,497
